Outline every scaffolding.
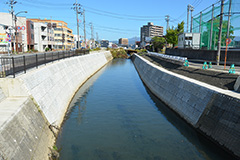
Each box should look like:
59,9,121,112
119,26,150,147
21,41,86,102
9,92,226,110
192,0,240,50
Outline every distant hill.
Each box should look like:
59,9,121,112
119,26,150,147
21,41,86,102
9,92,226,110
128,37,140,45
110,37,140,45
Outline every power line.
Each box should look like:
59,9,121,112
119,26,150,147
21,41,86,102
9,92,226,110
82,5,164,18
85,9,164,21
20,0,164,19
19,0,71,6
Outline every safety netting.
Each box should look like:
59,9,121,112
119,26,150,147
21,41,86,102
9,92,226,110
192,0,240,50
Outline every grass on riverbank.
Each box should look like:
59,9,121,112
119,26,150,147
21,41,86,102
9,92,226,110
109,48,128,59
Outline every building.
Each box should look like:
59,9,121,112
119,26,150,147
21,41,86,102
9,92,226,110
119,38,128,47
140,22,163,47
74,35,85,49
178,33,200,49
26,20,35,50
29,19,74,50
101,40,109,48
32,22,50,52
0,12,28,53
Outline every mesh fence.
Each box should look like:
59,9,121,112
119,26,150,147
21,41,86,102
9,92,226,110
192,0,240,50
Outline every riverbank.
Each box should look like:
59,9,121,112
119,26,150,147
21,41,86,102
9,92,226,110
0,51,113,159
139,53,238,90
132,53,240,159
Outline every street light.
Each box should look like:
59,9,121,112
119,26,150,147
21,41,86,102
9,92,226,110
15,11,27,53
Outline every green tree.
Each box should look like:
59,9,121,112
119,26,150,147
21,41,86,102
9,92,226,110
165,21,184,47
177,21,184,33
151,36,166,52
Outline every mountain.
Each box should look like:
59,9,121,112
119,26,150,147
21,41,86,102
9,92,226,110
110,37,140,45
128,37,140,45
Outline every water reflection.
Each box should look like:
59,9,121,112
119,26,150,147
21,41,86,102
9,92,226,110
57,59,235,160
145,87,236,160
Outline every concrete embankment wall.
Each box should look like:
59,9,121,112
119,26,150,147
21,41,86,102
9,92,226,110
132,54,240,158
0,51,113,160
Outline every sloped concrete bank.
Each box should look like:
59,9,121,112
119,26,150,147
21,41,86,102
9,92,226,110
0,51,113,160
132,54,240,158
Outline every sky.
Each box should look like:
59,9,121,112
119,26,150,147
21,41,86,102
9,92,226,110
0,0,221,41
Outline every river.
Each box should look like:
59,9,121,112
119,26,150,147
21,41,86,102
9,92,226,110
56,59,234,160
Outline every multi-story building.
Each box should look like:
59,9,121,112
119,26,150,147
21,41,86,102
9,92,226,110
29,19,74,50
0,12,28,53
26,20,35,50
100,40,109,48
140,22,163,46
32,22,48,52
119,38,128,47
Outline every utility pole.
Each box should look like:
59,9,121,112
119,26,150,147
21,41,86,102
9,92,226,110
216,0,224,65
89,22,94,49
83,9,86,48
165,15,170,32
190,6,194,33
187,5,190,32
210,4,215,50
187,4,194,33
7,0,17,53
96,32,99,47
72,0,81,49
14,15,18,53
226,0,232,38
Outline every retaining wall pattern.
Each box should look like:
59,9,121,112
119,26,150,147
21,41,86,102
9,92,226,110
20,51,112,126
132,54,240,158
0,51,113,159
0,98,54,160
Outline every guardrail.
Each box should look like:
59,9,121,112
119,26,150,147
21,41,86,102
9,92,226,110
147,51,187,63
0,49,89,78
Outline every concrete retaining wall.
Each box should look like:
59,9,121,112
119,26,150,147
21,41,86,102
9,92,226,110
132,54,240,158
0,51,113,159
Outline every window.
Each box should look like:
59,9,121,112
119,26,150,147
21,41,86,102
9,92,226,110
54,28,63,31
54,34,61,37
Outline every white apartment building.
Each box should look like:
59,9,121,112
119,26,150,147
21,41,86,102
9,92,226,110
0,12,27,53
33,22,54,52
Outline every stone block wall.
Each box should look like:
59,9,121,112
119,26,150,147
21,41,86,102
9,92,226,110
132,54,240,158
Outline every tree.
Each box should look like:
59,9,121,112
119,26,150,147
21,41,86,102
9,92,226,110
151,36,166,52
165,21,184,47
177,21,184,34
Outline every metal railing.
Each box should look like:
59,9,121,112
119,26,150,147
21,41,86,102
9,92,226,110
0,49,89,78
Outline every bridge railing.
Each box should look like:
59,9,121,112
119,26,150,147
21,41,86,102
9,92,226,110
0,49,89,78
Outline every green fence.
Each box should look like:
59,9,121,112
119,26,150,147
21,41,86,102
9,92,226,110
192,0,240,50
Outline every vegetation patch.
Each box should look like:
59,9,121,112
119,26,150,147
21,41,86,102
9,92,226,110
90,47,101,51
110,48,128,59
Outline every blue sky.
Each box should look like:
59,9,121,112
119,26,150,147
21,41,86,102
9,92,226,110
1,0,221,41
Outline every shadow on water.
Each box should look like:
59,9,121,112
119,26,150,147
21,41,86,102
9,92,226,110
143,84,237,160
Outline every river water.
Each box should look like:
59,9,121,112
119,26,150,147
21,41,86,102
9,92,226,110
56,59,234,160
